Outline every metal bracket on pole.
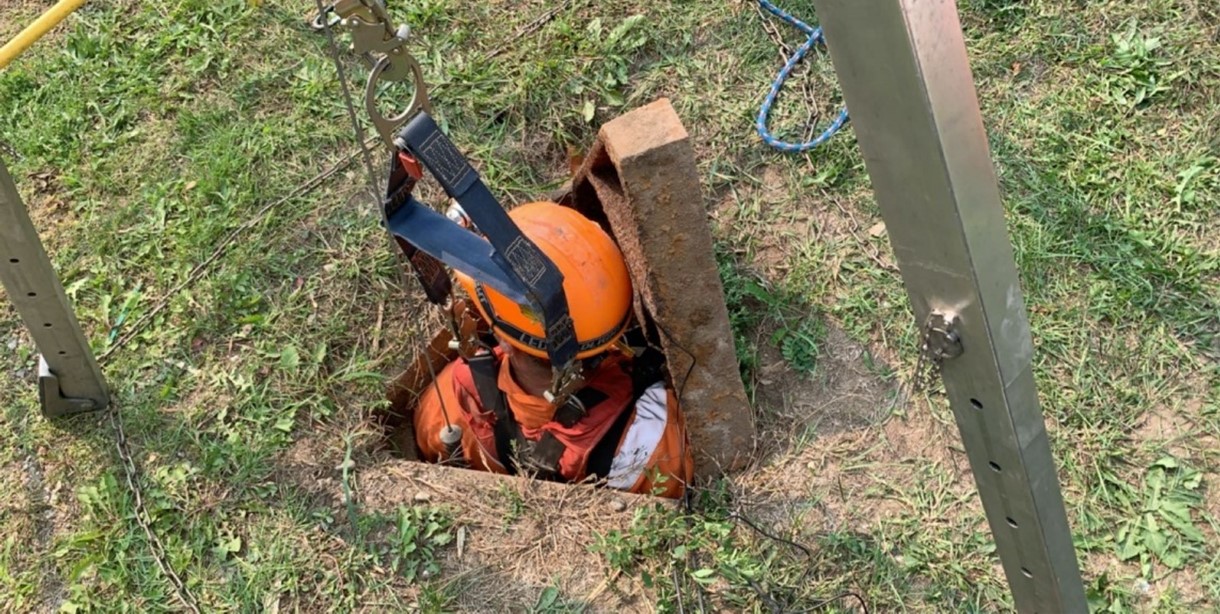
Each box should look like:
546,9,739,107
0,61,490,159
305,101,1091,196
39,356,102,414
808,0,1087,611
1,156,109,417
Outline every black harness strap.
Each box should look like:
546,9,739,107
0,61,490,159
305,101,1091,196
466,353,518,475
552,387,608,429
628,346,667,399
587,346,668,480
586,397,638,480
394,113,580,369
523,434,565,479
466,352,566,480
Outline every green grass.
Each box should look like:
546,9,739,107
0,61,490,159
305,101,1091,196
717,244,827,385
1,0,1219,611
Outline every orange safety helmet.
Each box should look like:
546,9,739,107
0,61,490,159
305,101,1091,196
455,202,632,360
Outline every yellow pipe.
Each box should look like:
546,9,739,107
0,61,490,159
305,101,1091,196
0,0,88,70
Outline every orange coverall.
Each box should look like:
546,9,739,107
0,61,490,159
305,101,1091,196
414,349,693,499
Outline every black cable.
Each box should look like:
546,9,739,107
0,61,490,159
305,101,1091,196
795,591,870,614
672,565,687,614
747,575,784,614
730,508,870,613
651,318,697,404
685,489,710,614
731,509,814,561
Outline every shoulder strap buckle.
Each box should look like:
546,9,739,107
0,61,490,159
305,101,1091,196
543,361,585,409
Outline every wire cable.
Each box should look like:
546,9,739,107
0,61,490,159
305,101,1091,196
312,0,383,215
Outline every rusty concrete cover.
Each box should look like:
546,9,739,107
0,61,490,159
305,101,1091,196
571,98,755,476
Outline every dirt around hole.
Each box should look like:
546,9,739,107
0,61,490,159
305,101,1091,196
749,317,900,465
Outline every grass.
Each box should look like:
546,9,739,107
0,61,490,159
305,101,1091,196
717,244,827,385
0,0,1218,611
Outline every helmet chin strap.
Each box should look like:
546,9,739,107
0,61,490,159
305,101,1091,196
469,277,632,409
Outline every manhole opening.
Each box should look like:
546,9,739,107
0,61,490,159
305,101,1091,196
376,305,675,466
370,130,755,486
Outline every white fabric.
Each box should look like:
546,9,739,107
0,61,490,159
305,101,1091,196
606,383,669,490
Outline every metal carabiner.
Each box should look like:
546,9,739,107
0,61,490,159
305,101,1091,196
308,2,341,32
317,0,432,148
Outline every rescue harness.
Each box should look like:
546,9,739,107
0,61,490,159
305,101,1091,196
463,335,667,481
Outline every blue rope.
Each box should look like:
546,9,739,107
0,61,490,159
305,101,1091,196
755,0,849,153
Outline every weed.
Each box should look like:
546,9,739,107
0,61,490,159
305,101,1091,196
1171,155,1217,210
496,482,526,530
1114,457,1206,574
1103,22,1180,109
530,585,587,613
773,313,825,375
716,246,767,378
717,245,827,379
577,15,651,114
0,534,39,611
383,506,455,582
593,502,746,612
967,0,1027,27
416,580,460,613
351,505,457,595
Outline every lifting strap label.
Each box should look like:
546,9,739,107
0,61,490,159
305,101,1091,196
415,130,476,196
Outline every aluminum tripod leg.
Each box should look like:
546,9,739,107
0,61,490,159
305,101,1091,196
807,0,1087,611
0,157,109,416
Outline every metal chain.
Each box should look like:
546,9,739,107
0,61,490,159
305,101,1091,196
108,404,203,614
93,144,375,614
912,311,962,392
912,319,937,391
0,139,19,159
917,334,932,390
754,0,850,152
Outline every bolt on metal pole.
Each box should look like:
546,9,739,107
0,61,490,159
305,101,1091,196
0,156,109,416
806,0,1087,611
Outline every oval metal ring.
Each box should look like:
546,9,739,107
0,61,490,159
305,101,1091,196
365,53,432,148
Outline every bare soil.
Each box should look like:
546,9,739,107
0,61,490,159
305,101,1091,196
278,433,670,613
736,314,972,542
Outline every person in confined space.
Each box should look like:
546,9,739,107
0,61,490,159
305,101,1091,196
413,201,693,499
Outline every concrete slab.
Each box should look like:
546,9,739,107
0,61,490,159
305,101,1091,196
571,98,755,476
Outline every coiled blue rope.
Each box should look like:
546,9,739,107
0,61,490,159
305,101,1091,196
755,0,849,152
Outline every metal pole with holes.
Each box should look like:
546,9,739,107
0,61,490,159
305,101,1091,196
0,157,109,416
807,0,1087,610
